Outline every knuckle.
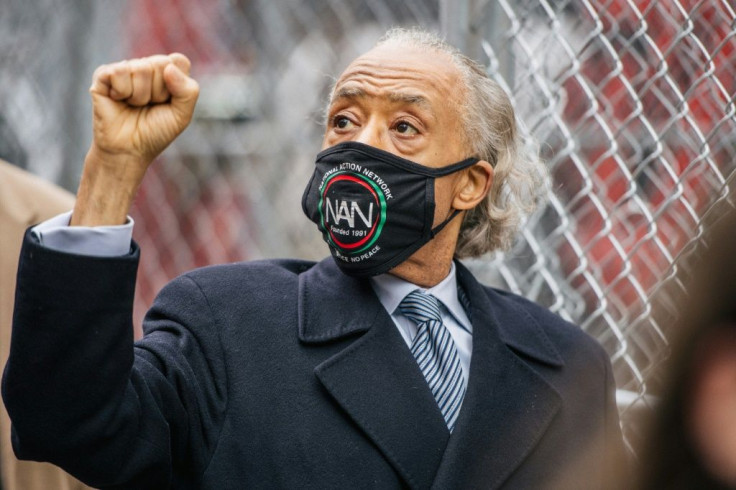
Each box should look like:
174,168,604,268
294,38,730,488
93,65,112,82
111,61,129,77
130,59,148,74
149,54,170,66
131,63,153,82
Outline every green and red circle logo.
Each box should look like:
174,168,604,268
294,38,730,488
318,170,387,254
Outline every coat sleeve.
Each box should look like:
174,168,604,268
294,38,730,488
2,231,228,489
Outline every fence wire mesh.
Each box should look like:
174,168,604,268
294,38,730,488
1,0,735,459
453,0,736,454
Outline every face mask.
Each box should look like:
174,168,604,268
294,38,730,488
302,141,479,277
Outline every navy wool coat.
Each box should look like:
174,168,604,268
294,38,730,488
3,232,624,489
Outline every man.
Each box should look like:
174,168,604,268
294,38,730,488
3,28,624,489
0,160,92,490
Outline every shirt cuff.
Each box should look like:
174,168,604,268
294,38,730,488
31,211,135,257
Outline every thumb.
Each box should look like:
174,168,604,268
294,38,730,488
164,64,198,100
163,58,199,118
169,52,191,76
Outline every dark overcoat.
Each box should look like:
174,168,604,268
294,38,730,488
3,232,624,489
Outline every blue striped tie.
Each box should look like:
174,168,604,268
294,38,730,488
400,290,466,432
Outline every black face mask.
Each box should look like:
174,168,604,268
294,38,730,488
302,141,479,277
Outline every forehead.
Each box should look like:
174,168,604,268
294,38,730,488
331,44,465,109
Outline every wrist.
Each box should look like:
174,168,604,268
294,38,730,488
70,146,149,226
86,143,151,178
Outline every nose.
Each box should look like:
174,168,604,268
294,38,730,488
353,119,386,150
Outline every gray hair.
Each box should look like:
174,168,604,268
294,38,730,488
371,27,550,257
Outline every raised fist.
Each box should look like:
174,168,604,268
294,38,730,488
71,54,199,226
89,53,199,164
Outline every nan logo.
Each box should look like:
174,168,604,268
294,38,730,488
319,170,387,254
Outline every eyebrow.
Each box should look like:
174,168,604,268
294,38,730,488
331,87,435,114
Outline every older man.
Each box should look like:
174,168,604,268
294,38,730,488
3,29,624,489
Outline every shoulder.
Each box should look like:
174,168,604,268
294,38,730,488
488,287,601,348
143,259,319,337
452,256,609,369
485,286,581,334
484,285,611,379
157,258,318,309
457,260,593,348
182,258,316,286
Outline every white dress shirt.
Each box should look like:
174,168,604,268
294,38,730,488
31,212,474,379
370,264,473,381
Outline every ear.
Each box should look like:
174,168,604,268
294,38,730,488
452,160,494,211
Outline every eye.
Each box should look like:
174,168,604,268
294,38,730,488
333,115,354,130
394,121,418,135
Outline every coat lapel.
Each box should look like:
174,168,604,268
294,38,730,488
431,262,564,489
299,259,450,490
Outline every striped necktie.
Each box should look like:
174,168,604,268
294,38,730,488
400,290,467,432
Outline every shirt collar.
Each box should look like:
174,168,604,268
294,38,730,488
369,262,472,332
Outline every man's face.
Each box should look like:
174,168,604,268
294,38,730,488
322,44,470,235
322,44,469,170
321,43,484,284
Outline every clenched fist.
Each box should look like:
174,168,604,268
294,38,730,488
72,54,199,226
90,53,199,161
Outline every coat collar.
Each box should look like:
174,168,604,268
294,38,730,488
299,258,449,489
431,260,563,489
298,258,565,369
455,260,564,368
298,258,565,489
297,258,380,343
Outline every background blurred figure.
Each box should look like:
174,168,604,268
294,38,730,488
0,159,92,490
634,195,736,489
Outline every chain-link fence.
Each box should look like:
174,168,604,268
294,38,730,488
2,0,735,459
448,0,736,454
